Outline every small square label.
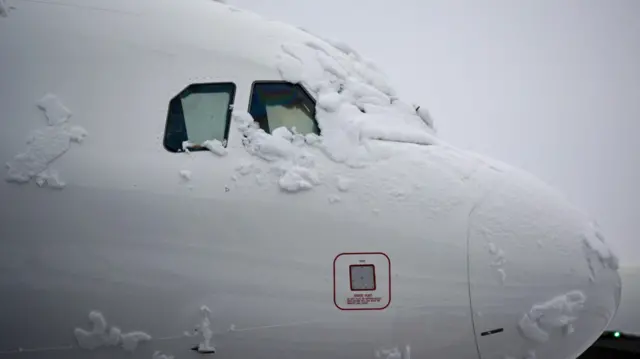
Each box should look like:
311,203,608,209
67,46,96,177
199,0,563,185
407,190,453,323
350,264,376,291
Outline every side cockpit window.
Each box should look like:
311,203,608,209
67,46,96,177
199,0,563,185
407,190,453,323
249,82,320,135
164,82,236,153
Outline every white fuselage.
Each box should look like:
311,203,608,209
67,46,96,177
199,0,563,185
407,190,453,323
0,1,621,359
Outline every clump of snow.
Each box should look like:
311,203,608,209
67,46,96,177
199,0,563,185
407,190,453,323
153,351,174,359
517,291,586,343
234,112,322,193
36,93,71,125
414,105,434,129
275,40,440,169
182,141,194,153
193,306,215,353
74,311,151,352
582,222,619,280
336,175,352,192
278,165,320,192
202,139,228,156
487,242,507,284
5,94,87,188
121,332,152,352
328,194,341,204
179,170,192,181
375,347,403,359
35,169,66,189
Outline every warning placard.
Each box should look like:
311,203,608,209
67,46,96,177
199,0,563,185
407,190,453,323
346,293,383,305
334,252,391,311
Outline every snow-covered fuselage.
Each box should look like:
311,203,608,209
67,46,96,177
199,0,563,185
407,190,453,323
0,1,621,358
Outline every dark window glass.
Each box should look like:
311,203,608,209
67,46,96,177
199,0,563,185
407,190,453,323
164,82,236,153
249,82,320,135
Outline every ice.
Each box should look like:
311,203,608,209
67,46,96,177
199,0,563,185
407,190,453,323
153,351,174,359
36,94,71,125
182,141,194,153
179,170,192,181
202,139,228,156
74,311,152,352
5,94,87,188
517,291,586,343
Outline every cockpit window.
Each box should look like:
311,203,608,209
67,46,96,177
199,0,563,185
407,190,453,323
164,82,236,153
249,81,320,135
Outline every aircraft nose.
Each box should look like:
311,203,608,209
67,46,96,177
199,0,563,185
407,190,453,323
465,160,622,359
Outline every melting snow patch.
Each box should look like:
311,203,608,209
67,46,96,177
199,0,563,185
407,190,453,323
74,311,151,352
582,222,619,279
5,94,87,188
517,291,586,343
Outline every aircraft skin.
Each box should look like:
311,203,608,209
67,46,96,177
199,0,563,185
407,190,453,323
0,1,621,359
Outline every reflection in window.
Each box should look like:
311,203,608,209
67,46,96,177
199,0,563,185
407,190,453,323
164,83,236,153
249,82,320,135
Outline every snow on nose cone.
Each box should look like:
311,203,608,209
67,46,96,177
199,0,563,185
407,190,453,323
466,156,621,359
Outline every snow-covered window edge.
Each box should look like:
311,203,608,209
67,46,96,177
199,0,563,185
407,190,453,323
163,82,236,153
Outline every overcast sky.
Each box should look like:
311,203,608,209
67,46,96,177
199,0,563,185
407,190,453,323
232,0,640,266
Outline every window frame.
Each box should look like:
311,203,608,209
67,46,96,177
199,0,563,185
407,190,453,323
248,80,321,135
163,82,237,153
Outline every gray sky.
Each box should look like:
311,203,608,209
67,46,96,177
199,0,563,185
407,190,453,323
233,0,640,266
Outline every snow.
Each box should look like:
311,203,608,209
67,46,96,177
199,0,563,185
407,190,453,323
274,39,439,172
153,351,174,359
582,222,619,280
179,170,192,181
328,194,341,203
36,93,72,126
193,305,215,353
336,175,352,192
202,139,228,156
5,94,87,188
121,332,152,352
517,291,586,343
234,112,322,192
74,311,151,352
35,169,66,189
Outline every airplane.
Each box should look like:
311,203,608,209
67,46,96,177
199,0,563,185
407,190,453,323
0,0,622,358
